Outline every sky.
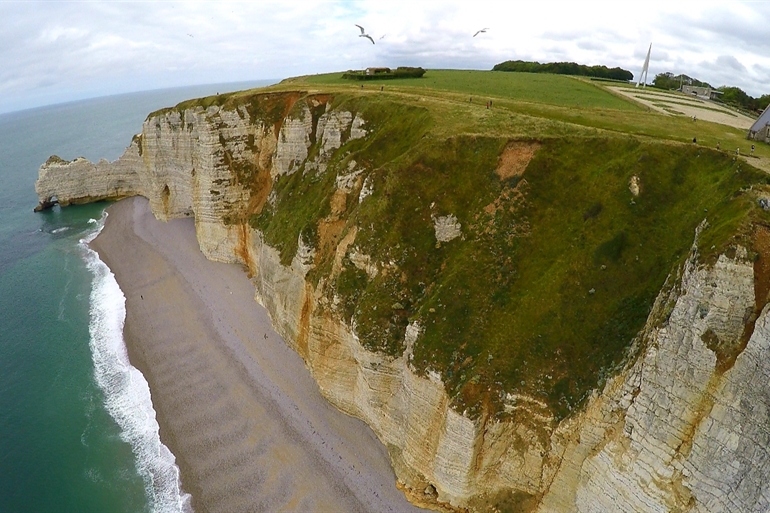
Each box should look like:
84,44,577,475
2,0,770,114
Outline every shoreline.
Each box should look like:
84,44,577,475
90,196,427,513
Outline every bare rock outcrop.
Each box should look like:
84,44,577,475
433,214,462,243
34,142,144,210
271,102,312,178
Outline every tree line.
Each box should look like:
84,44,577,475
492,60,633,81
653,72,770,113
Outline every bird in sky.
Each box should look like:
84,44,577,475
355,24,375,44
473,28,490,37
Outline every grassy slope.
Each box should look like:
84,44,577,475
342,135,766,420
157,70,770,421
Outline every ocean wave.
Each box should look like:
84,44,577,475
80,213,192,513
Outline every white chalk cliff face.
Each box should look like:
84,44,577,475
35,149,144,208
35,92,770,512
540,240,770,513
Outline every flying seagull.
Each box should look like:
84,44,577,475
355,24,375,44
473,28,489,37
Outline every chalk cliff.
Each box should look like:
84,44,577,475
35,90,770,512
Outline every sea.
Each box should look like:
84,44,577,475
0,80,275,513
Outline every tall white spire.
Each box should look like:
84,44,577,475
636,43,652,88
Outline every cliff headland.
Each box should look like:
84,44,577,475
36,71,770,512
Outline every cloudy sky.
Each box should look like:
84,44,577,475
2,0,769,114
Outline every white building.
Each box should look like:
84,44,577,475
748,107,770,143
681,85,723,101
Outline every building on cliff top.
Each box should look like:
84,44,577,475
748,107,770,143
680,85,724,101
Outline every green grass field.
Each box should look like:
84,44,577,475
304,69,639,111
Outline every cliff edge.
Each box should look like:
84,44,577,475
35,85,770,512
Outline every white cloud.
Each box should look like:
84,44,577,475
576,40,607,52
715,55,747,73
1,0,769,113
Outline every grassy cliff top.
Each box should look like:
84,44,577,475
151,69,770,161
152,70,770,422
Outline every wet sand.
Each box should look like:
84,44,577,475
91,197,427,513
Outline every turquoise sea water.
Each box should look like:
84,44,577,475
0,81,274,513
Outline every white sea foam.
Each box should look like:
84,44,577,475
52,226,70,234
80,213,193,513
